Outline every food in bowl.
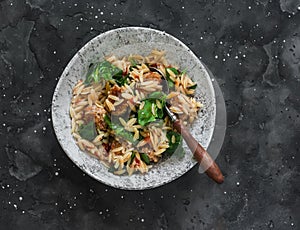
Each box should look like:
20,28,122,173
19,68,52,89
70,50,202,175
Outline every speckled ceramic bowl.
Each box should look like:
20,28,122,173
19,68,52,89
52,27,216,190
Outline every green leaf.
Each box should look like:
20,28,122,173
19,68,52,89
166,67,179,75
129,58,138,66
104,114,112,128
104,115,135,143
167,80,174,89
78,121,97,141
165,67,179,89
138,101,157,126
129,152,136,165
148,91,167,100
85,61,122,84
140,153,150,164
188,83,197,90
108,166,115,173
165,131,185,158
112,72,128,86
115,127,135,143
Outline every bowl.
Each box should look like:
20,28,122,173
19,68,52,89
52,27,216,190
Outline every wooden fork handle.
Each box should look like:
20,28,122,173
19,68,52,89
173,120,224,184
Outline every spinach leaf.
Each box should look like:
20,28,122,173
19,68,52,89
129,152,136,165
165,131,185,158
168,80,174,89
188,83,197,90
148,91,167,100
137,92,167,126
104,114,112,128
137,100,158,126
166,67,179,75
85,61,122,84
112,72,128,86
78,121,97,141
104,115,135,143
114,126,135,143
140,153,150,165
165,67,179,89
129,58,138,66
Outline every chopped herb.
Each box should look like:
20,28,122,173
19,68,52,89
140,153,150,164
78,121,97,141
85,60,122,84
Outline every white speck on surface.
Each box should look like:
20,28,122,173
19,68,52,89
215,55,218,59
224,191,227,194
100,11,104,15
95,15,98,19
19,197,23,201
237,182,240,186
141,218,144,222
55,172,59,176
248,6,251,10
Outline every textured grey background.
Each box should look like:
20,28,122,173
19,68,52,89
0,0,299,229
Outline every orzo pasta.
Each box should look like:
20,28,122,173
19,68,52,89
70,50,202,175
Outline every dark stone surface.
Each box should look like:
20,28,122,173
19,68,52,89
0,0,299,229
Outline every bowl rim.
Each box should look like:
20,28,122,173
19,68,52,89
51,26,216,190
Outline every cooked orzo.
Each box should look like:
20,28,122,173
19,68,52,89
70,50,203,175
